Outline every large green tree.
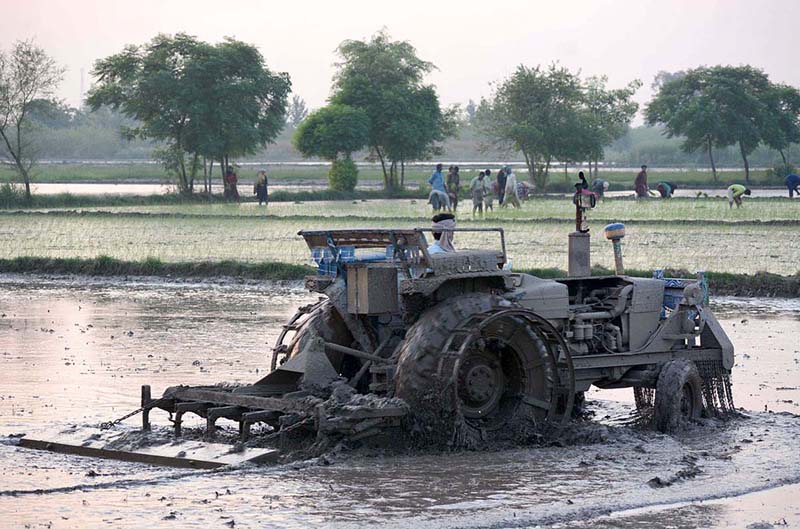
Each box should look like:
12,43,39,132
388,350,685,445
330,30,452,190
647,65,800,183
292,103,369,191
88,33,290,194
477,64,631,191
0,40,64,200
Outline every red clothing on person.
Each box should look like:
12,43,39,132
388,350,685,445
634,170,648,198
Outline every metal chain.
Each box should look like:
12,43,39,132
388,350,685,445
99,398,167,430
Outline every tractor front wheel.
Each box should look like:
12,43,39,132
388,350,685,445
653,359,704,432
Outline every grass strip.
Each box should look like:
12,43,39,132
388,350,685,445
0,257,796,298
0,256,313,281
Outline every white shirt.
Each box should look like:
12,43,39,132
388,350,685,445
427,241,446,255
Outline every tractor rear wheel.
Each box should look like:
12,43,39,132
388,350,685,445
394,293,574,448
270,300,354,374
653,359,703,432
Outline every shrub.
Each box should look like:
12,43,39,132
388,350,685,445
329,158,358,191
0,183,26,208
766,163,796,180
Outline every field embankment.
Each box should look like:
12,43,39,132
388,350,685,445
0,256,795,298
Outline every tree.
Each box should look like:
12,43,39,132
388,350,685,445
646,68,730,180
183,38,291,187
651,70,686,92
647,65,800,183
0,40,65,200
286,95,308,127
581,76,641,178
330,30,452,190
292,104,369,191
88,33,290,194
760,83,800,166
476,64,585,191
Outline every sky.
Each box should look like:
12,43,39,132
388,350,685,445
3,0,799,123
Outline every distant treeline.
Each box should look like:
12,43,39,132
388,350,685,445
27,103,798,174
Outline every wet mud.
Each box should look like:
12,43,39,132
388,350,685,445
0,275,798,528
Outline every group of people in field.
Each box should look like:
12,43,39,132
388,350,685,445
428,164,532,217
628,164,756,208
222,167,270,205
427,162,800,214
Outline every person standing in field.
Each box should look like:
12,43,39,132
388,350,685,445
447,166,461,211
428,163,451,211
503,166,520,208
483,169,494,211
591,178,609,198
634,165,649,198
470,170,489,218
496,168,507,205
785,173,800,198
655,181,677,198
224,166,240,201
254,170,269,205
726,183,751,208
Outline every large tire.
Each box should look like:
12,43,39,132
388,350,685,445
394,293,572,448
653,359,704,433
272,301,355,374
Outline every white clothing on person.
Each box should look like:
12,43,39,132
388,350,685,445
428,189,451,209
503,171,520,207
431,217,456,252
427,240,447,254
504,172,518,200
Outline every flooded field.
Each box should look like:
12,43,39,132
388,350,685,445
0,275,798,528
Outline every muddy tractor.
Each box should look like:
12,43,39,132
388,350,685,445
133,225,735,449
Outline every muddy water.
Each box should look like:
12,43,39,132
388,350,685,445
0,275,798,529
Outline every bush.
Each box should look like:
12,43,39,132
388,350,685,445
766,163,796,180
329,158,358,191
0,183,26,208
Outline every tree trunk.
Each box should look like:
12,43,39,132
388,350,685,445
522,151,535,185
188,152,199,193
564,162,568,182
375,147,389,190
400,159,405,189
707,136,717,182
177,151,188,194
21,166,31,201
739,141,750,184
388,161,397,191
594,157,599,179
779,148,787,165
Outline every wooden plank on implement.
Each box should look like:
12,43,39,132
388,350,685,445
19,432,279,469
19,438,226,469
172,388,314,414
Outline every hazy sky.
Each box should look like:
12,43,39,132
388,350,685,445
3,0,799,121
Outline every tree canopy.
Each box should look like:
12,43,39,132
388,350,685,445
292,104,369,161
646,65,800,182
330,30,452,190
477,64,639,191
0,39,65,200
88,33,290,193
